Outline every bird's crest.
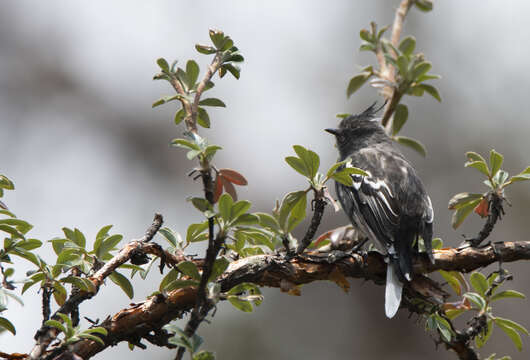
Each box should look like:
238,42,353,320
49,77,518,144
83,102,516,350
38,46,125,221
338,101,386,130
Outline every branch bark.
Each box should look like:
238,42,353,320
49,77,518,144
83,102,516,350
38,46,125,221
47,241,530,359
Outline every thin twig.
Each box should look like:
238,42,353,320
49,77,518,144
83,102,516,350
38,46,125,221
296,189,327,254
171,47,226,360
380,0,414,127
467,192,504,247
41,284,51,323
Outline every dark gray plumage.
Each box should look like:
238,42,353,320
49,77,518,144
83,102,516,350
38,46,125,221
326,103,434,318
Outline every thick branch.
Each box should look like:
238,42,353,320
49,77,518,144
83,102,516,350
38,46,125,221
59,241,530,359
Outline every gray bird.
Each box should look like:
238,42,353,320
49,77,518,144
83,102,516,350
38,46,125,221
326,103,434,318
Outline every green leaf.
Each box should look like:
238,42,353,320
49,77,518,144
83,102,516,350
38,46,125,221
152,98,167,108
509,166,530,183
432,237,443,250
494,170,509,187
359,29,372,42
398,36,416,57
489,149,504,178
195,44,216,55
209,29,225,49
436,315,453,342
78,333,105,345
396,55,409,79
463,292,486,310
285,157,308,177
218,193,234,222
448,192,483,210
164,279,199,292
11,247,41,266
189,197,211,213
470,272,488,296
199,98,226,107
174,109,186,125
293,145,320,179
159,227,179,247
97,234,123,258
186,222,209,243
411,61,432,81
417,83,441,102
476,319,493,348
177,261,201,281
193,350,215,360
393,136,426,157
326,158,350,178
16,239,42,250
255,212,281,232
415,0,433,12
109,271,134,299
171,139,200,151
197,107,210,128
228,296,253,312
451,198,482,229
0,218,33,234
279,191,307,231
392,104,408,135
496,319,523,351
491,290,526,302
347,72,371,98
156,58,170,72
44,319,66,334
465,161,490,177
230,200,252,223
0,317,16,335
52,282,66,306
495,317,529,336
159,268,179,291
222,63,241,79
186,60,200,88
231,213,259,227
466,151,487,163
439,270,462,295
208,257,230,281
83,327,108,336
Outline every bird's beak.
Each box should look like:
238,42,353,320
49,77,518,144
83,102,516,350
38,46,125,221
325,128,340,136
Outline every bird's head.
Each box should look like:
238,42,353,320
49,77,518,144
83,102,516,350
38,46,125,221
325,102,387,157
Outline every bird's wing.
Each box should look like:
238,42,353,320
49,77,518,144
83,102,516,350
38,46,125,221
336,157,401,248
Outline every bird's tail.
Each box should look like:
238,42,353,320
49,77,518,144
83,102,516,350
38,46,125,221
385,262,403,318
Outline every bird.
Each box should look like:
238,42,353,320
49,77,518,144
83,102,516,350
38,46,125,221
326,102,434,318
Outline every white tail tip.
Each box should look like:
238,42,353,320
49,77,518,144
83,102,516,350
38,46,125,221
385,265,403,318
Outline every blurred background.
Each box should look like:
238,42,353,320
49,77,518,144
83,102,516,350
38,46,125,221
1,1,530,359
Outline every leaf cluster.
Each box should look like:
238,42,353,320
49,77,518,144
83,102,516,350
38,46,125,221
449,150,530,228
45,312,108,346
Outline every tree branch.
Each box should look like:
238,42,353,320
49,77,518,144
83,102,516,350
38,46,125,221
53,241,530,359
380,0,414,127
296,189,327,254
467,192,504,247
28,214,163,360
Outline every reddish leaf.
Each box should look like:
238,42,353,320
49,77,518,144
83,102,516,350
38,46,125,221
222,177,238,201
219,168,248,185
474,197,489,218
213,174,224,203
